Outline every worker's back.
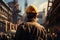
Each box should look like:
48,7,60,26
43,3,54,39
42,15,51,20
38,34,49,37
15,21,47,40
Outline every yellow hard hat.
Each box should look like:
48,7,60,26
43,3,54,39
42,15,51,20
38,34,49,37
26,5,38,14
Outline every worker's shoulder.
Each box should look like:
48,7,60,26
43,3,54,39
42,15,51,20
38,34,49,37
26,22,45,30
33,22,45,30
19,22,45,30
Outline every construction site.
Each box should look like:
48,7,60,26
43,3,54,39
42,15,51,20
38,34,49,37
0,0,60,40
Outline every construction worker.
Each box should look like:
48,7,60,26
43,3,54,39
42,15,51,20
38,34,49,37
15,5,47,40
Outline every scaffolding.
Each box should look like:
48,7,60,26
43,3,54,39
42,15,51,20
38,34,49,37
47,0,53,12
45,0,60,32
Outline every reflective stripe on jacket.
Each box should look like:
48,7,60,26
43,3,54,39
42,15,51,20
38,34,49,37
15,22,47,40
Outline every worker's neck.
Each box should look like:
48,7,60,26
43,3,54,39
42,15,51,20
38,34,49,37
26,18,37,22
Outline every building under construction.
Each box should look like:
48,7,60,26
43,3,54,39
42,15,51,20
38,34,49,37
45,0,60,36
0,0,20,33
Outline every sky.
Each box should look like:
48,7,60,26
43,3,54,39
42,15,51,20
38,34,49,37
5,0,48,15
18,0,48,13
